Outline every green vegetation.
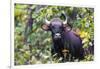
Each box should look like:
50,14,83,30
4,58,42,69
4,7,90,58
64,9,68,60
14,4,94,65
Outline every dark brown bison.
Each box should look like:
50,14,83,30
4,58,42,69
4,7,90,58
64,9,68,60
42,13,84,62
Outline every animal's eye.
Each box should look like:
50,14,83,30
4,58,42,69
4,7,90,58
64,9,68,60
60,26,62,28
52,26,55,28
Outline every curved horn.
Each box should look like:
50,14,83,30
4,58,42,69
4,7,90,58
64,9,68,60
62,12,68,24
45,14,50,24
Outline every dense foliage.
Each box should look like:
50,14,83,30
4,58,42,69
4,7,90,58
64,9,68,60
14,4,94,65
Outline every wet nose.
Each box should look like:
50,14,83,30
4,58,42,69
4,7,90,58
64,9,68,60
55,33,61,36
54,33,61,39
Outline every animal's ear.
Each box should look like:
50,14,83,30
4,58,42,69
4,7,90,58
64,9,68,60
41,24,49,31
66,26,72,31
63,24,72,31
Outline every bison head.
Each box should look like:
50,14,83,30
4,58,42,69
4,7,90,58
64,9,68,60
42,13,71,40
